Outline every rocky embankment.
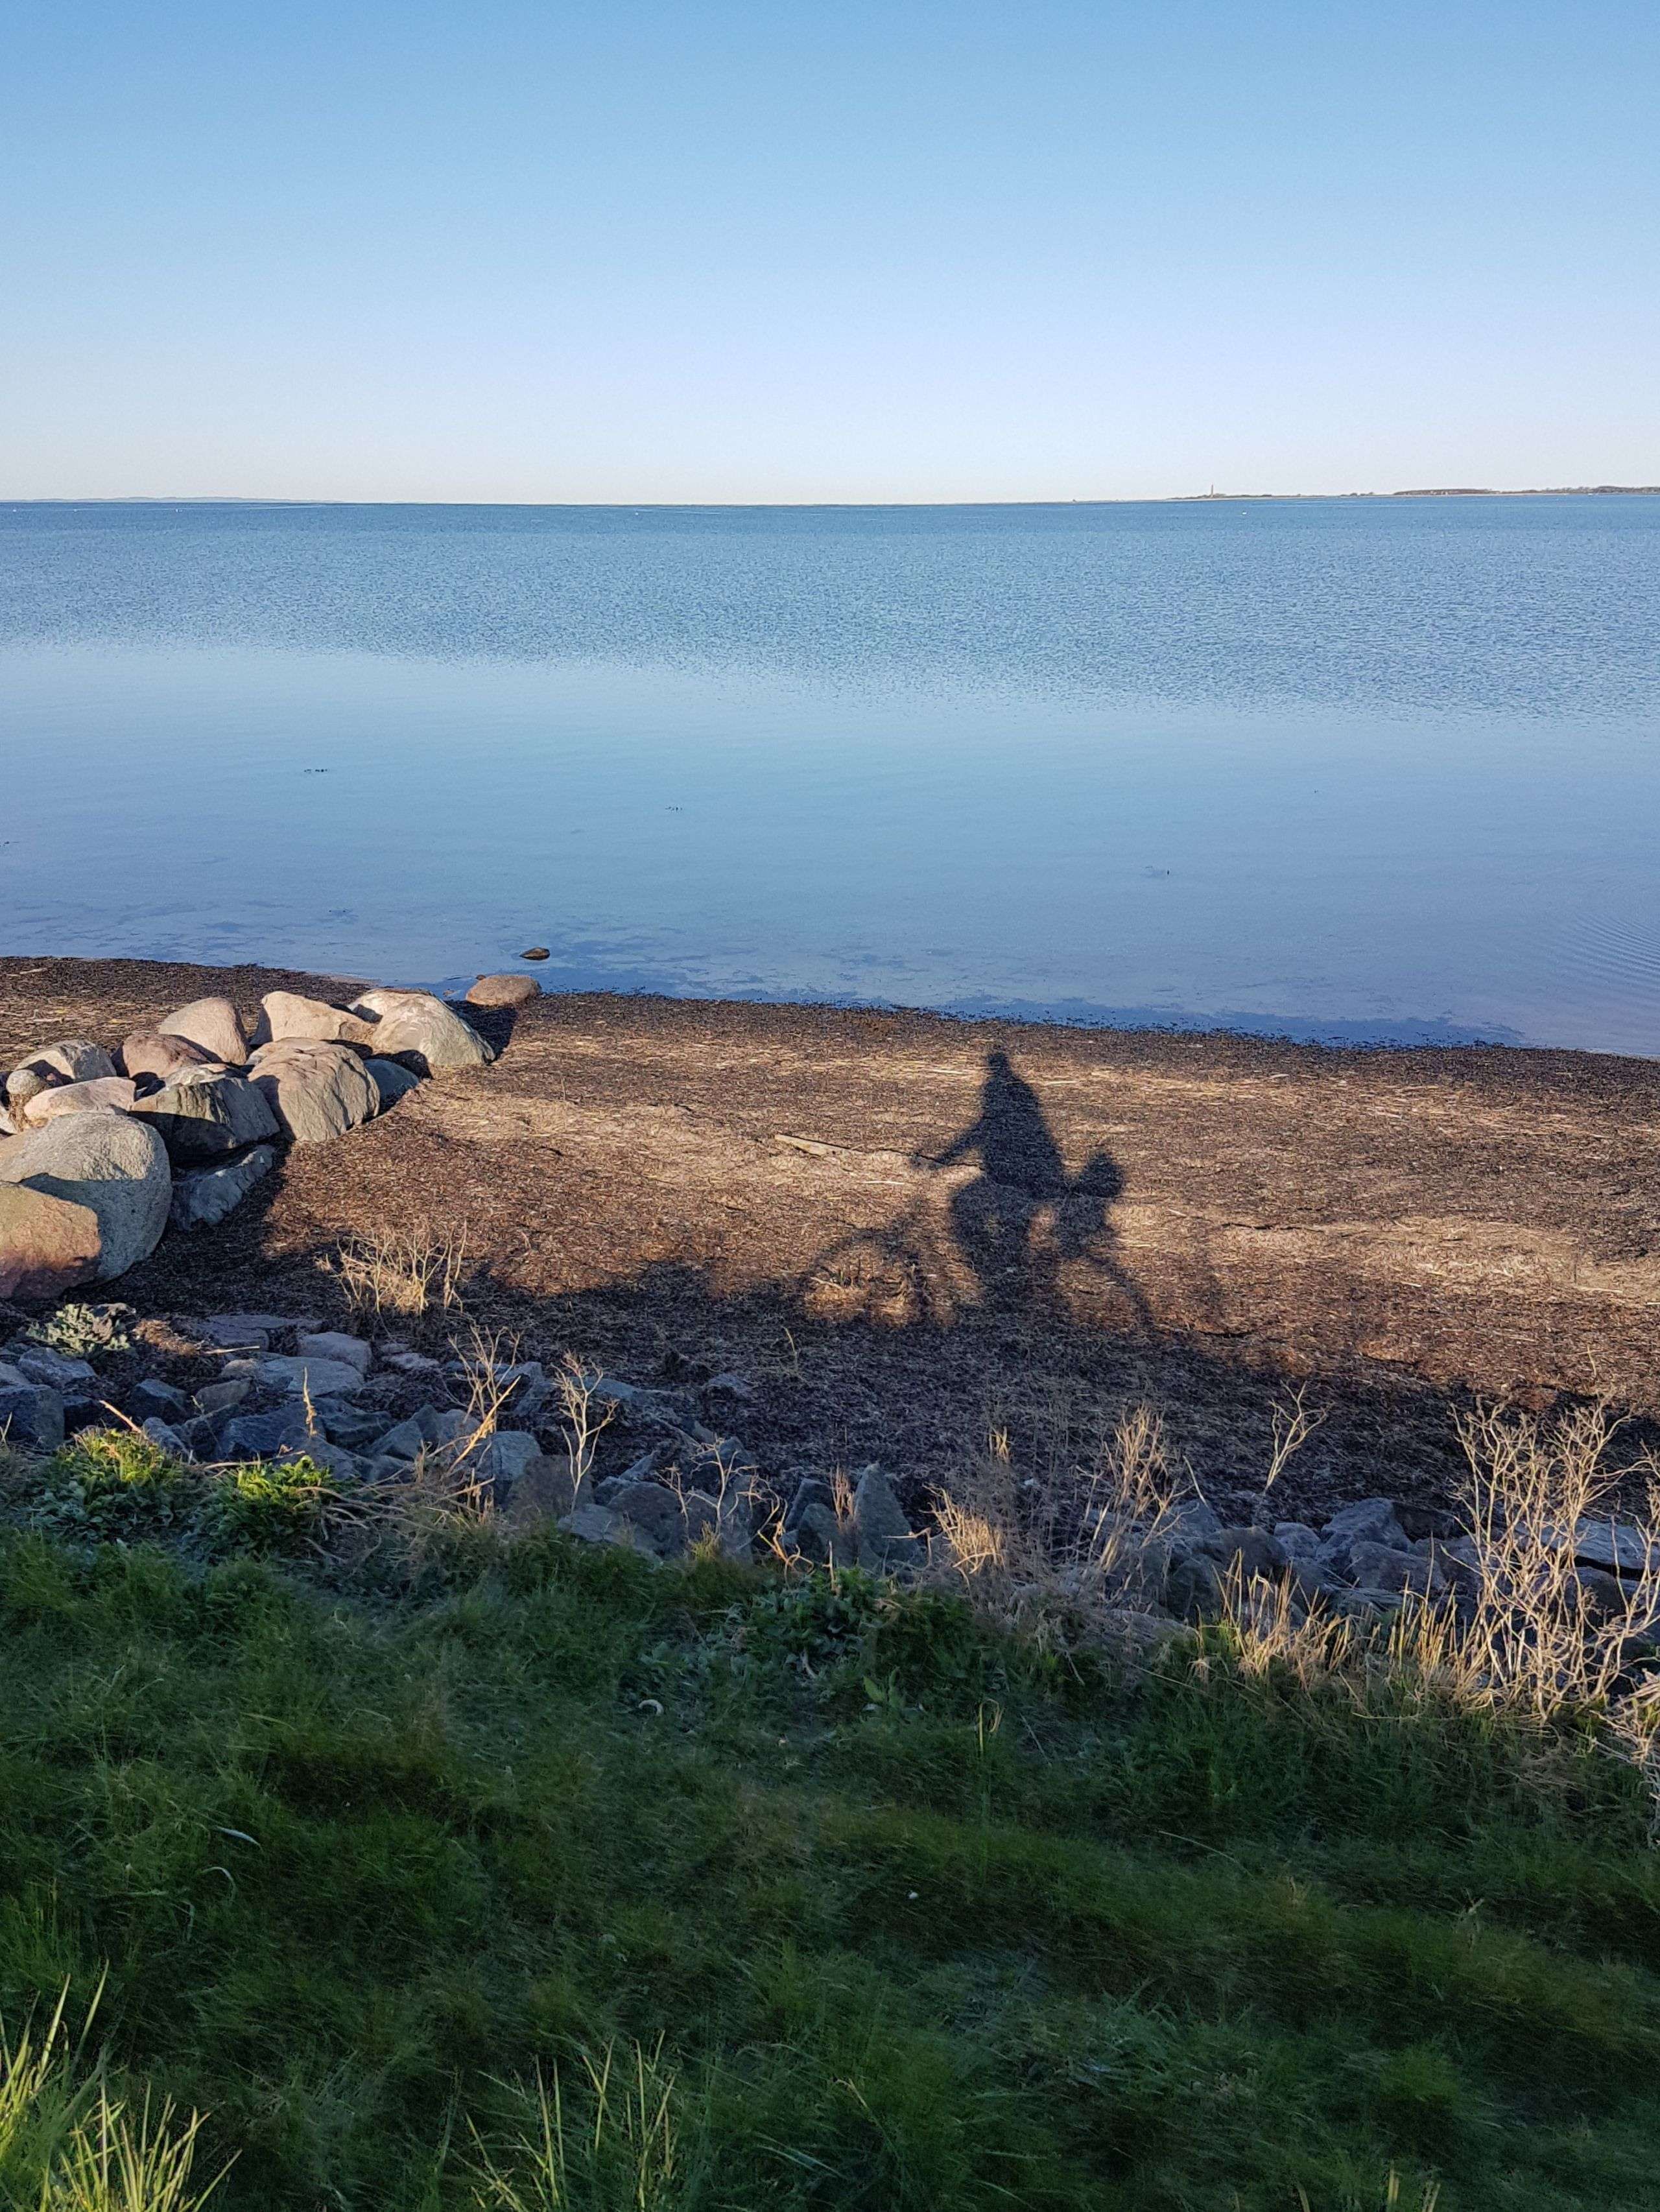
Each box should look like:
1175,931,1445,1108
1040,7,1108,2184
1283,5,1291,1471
4,1294,1654,1658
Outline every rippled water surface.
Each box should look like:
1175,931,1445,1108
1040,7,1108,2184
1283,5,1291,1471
3,498,1658,1050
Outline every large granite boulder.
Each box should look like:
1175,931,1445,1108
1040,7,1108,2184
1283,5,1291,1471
23,1077,138,1124
160,995,248,1066
257,992,377,1048
5,1041,117,1113
118,1030,222,1083
349,989,493,1075
248,1041,377,1144
0,1110,171,1283
170,1145,276,1231
0,1182,104,1301
132,1069,280,1161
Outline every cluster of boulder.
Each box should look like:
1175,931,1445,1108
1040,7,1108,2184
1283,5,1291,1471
0,1304,919,1570
0,978,532,1304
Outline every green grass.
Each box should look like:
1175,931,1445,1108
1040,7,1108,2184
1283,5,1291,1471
2,1449,1660,2207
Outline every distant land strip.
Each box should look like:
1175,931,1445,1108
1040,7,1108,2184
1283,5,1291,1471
6,487,1659,506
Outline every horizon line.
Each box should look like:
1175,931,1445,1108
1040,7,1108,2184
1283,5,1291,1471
4,486,1660,510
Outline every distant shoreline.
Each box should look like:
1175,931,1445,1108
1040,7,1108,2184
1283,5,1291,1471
5,488,1659,509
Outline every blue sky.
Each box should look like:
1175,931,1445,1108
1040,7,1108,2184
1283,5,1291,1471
3,0,1655,500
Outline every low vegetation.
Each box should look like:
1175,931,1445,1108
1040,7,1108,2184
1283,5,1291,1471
3,1404,1660,2209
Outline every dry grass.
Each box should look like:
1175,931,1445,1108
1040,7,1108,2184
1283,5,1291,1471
552,1356,613,1502
1389,1400,1660,1722
929,1392,1660,1752
926,1403,1200,1649
333,1222,469,1322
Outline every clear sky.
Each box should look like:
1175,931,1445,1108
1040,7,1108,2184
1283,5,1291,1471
3,0,1655,502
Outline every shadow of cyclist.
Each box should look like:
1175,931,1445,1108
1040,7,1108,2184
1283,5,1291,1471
925,1048,1152,1325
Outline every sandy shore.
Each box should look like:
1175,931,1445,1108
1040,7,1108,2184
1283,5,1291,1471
5,953,1659,1524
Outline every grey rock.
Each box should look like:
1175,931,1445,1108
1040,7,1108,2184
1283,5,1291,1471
0,1361,27,1389
296,1330,372,1376
559,1501,643,1551
604,1477,690,1557
221,1405,313,1460
383,1350,442,1374
587,1377,689,1427
248,1042,377,1145
703,1371,756,1406
783,1476,850,1568
141,1416,188,1457
1348,1540,1441,1597
280,1438,361,1483
0,1110,171,1282
257,1354,366,1399
1167,1553,1226,1621
14,1344,97,1389
200,1312,290,1350
502,1452,586,1525
361,1453,412,1487
1320,1498,1408,1577
682,1485,753,1560
134,1072,279,1162
1199,1526,1289,1580
472,1429,542,1499
348,989,494,1075
1161,1498,1226,1554
173,1413,222,1459
853,1465,916,1577
0,1383,65,1451
1566,1520,1660,1579
132,1377,188,1413
169,1146,275,1232
364,1058,422,1111
1330,1588,1406,1621
309,1400,389,1448
374,1406,447,1460
1274,1521,1325,1566
195,1376,250,1416
1570,1566,1641,1625
159,996,248,1066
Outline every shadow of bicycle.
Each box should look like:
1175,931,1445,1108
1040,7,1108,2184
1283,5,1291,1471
803,1048,1153,1332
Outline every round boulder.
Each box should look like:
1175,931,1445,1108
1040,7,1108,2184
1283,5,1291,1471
0,1109,171,1283
466,973,540,1009
119,1028,223,1082
160,994,249,1066
257,992,378,1049
349,989,494,1074
249,1041,377,1144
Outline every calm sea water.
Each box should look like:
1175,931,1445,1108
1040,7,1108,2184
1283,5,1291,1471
3,498,1658,1053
